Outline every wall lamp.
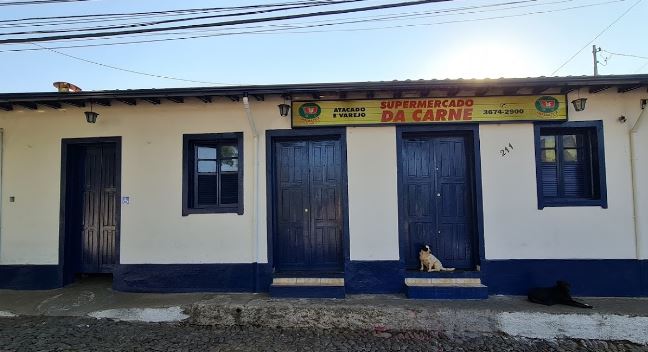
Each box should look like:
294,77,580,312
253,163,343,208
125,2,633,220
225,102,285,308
571,98,587,112
84,101,99,123
278,103,291,117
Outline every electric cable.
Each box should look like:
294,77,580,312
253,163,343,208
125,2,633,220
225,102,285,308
0,0,371,35
0,0,621,52
0,0,93,6
0,0,453,44
601,49,648,60
550,0,643,75
29,42,237,85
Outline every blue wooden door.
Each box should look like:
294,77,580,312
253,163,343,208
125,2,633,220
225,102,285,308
274,138,344,272
401,135,474,269
77,144,117,273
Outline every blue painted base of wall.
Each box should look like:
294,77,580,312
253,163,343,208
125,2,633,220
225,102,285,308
345,260,403,294
269,285,345,299
641,260,648,297
0,265,61,290
482,260,646,297
113,263,272,293
3,260,648,297
406,285,488,299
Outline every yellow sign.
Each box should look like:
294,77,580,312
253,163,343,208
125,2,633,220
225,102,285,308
291,95,567,127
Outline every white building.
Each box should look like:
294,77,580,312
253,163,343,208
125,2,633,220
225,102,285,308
0,75,646,298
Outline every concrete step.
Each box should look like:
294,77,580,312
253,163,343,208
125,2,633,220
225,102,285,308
269,277,345,299
405,277,488,299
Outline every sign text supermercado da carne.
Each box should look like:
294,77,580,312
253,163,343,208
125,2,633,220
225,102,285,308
292,95,567,127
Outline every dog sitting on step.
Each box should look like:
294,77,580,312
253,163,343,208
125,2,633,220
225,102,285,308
419,245,455,272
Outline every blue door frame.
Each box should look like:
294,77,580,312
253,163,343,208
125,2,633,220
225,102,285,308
396,125,485,271
59,137,122,286
265,128,350,273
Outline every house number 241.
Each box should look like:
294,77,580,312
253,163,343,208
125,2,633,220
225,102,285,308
500,143,514,157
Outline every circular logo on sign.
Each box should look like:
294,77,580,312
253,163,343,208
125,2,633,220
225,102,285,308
298,103,321,119
535,96,560,113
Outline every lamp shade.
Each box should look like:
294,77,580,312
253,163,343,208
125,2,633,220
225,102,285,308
84,111,99,123
278,103,290,117
571,98,587,112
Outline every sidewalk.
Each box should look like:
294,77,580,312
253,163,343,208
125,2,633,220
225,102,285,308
1,277,647,344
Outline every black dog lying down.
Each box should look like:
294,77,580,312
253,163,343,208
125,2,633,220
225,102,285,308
528,280,593,308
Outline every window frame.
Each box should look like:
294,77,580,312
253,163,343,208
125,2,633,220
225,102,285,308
182,132,244,216
533,120,607,209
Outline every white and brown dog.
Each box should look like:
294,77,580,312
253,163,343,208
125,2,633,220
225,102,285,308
419,245,455,272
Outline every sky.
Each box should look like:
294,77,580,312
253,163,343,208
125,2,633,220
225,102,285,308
0,0,646,93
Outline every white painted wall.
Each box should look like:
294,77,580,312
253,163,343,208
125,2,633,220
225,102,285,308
0,98,290,264
481,90,642,259
630,98,648,259
0,89,646,265
347,127,399,260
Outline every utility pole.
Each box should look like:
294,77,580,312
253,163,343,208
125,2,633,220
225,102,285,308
592,45,601,76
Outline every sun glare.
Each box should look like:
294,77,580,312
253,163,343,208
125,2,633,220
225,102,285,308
428,41,535,79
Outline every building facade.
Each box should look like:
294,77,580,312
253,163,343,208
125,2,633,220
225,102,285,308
0,75,647,298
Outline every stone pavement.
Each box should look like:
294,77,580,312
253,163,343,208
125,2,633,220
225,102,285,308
1,315,647,352
1,277,648,345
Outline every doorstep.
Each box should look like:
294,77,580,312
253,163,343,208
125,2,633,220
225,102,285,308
269,277,345,299
404,271,488,299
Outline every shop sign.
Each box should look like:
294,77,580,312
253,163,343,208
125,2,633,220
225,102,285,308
291,95,567,127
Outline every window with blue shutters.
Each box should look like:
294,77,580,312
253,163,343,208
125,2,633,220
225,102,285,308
182,133,244,215
534,121,607,209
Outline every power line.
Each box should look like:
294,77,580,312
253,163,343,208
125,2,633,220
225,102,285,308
550,0,642,75
0,0,453,45
11,0,623,87
0,0,542,33
0,0,337,25
0,0,622,53
0,1,356,29
0,0,93,6
0,0,370,35
19,0,584,45
30,43,236,85
636,61,648,72
601,49,648,60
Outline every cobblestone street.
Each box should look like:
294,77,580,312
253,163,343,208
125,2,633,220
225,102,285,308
0,316,645,352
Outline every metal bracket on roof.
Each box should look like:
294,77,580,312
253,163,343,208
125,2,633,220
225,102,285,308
16,102,38,110
94,99,111,106
142,98,161,105
532,87,549,95
446,88,460,97
116,98,136,106
475,88,489,96
560,86,580,94
39,101,62,109
589,86,610,94
167,97,184,103
618,85,642,93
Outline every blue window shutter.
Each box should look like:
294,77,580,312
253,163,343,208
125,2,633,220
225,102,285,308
541,163,559,197
197,174,218,205
534,121,606,209
562,163,586,197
